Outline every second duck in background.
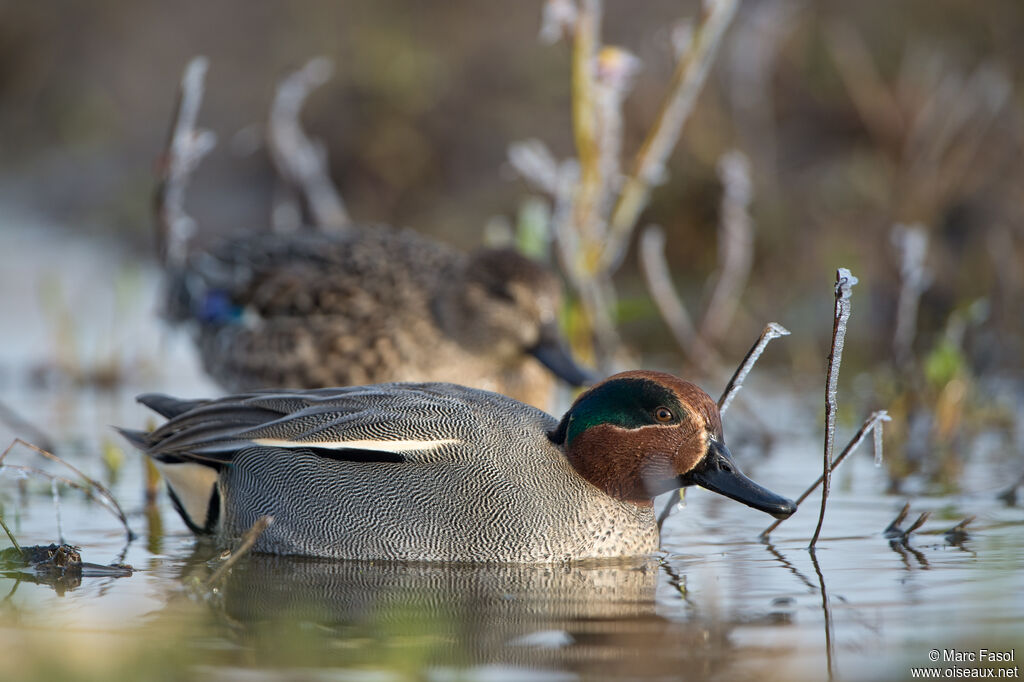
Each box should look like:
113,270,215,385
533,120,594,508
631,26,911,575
163,223,593,408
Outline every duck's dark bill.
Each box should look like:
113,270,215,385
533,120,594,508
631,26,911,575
679,440,797,520
528,322,597,387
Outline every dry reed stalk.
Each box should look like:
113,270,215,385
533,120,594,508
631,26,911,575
268,57,349,231
808,269,857,548
700,150,754,344
154,57,215,270
891,224,929,370
639,225,721,369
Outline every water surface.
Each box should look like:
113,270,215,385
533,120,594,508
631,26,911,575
1,222,1021,681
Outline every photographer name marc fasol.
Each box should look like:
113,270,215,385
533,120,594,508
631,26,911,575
943,650,1016,663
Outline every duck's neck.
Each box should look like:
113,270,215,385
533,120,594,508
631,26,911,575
561,424,670,507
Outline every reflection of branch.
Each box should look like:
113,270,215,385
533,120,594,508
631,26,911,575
603,0,740,271
268,57,349,232
700,151,754,343
718,322,790,415
154,57,216,269
808,548,836,682
639,225,720,369
809,269,858,549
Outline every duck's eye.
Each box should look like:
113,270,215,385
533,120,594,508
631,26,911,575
654,407,674,423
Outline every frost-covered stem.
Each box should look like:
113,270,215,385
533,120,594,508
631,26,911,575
268,57,349,231
570,0,603,244
809,269,859,549
761,410,888,538
155,57,216,269
639,225,721,369
602,0,740,272
891,224,929,370
718,322,790,415
207,515,273,586
700,150,754,343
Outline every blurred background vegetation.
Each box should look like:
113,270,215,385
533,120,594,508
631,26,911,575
1,0,1021,386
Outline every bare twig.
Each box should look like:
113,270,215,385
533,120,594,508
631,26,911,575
809,268,858,549
508,139,562,197
761,410,889,538
718,322,791,415
700,150,755,344
883,502,911,537
904,510,930,536
891,224,930,369
656,488,685,533
884,502,929,540
0,439,133,540
154,57,216,269
0,514,23,556
639,225,721,369
602,0,740,271
206,515,273,586
944,516,975,545
268,57,349,232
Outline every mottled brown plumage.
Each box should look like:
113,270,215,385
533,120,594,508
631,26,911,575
164,225,591,408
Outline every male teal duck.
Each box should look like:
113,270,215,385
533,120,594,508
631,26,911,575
119,370,796,562
164,224,591,408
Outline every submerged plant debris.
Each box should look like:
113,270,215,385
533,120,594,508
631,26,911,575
0,540,134,577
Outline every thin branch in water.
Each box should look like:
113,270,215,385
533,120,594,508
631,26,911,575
944,516,975,545
809,268,858,549
718,322,791,415
656,489,685,533
761,411,890,539
154,57,216,270
891,224,930,370
639,225,721,369
700,150,755,344
883,502,911,538
904,511,930,537
268,57,349,232
603,0,741,272
1,439,133,540
206,515,273,586
884,502,929,540
0,513,23,557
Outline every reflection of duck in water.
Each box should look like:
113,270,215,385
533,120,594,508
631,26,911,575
164,226,592,409
194,553,738,678
121,370,796,562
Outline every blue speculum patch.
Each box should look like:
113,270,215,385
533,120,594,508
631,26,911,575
197,290,243,324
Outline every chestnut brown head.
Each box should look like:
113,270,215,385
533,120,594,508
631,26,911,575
549,370,796,519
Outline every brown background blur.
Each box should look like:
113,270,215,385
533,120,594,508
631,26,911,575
2,0,1022,372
